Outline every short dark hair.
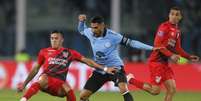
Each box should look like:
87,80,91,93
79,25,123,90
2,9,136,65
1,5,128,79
170,6,182,12
90,16,104,24
50,30,63,37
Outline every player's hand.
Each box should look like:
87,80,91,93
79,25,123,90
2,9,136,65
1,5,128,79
189,55,199,62
79,14,87,22
104,67,117,74
170,54,180,63
17,83,25,92
152,47,165,51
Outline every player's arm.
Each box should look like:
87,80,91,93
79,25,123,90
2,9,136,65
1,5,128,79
18,50,44,92
18,63,42,92
176,36,199,62
80,57,117,74
175,36,190,58
78,14,88,35
119,34,154,50
70,49,116,74
121,36,153,50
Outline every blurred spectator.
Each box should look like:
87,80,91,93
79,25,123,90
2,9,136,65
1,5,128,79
15,49,31,62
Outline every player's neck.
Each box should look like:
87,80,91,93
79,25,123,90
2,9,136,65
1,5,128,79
94,28,106,37
51,46,62,50
168,21,178,25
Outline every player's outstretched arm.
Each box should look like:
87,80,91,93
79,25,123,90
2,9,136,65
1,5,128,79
129,40,154,50
17,63,41,92
80,57,117,74
120,37,153,50
118,34,153,50
78,14,88,34
175,36,200,62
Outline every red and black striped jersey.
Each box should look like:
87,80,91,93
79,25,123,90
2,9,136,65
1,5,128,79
37,47,83,81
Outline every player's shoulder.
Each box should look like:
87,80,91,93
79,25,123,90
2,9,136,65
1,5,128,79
39,47,51,52
107,29,121,36
159,21,169,27
83,28,93,35
65,48,79,54
85,28,92,32
37,47,53,55
158,21,171,30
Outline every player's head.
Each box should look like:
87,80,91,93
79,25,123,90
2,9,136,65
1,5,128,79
168,6,182,24
90,16,105,37
50,30,64,49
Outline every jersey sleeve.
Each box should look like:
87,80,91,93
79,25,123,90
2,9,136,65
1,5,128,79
69,49,83,61
77,21,92,39
37,49,45,65
154,25,174,57
175,35,191,59
118,33,153,50
113,32,123,44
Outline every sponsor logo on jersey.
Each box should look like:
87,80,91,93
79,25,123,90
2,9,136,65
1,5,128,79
168,38,176,47
157,31,164,37
48,57,68,66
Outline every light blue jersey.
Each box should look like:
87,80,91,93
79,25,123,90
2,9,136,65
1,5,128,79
78,21,153,73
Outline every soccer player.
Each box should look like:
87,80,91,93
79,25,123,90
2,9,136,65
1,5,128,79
18,30,117,101
77,14,160,101
127,7,200,101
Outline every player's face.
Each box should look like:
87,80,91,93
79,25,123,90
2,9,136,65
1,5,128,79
90,23,105,37
169,9,182,24
50,33,63,49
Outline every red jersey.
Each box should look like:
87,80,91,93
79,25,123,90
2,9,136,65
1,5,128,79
37,47,83,81
149,21,190,63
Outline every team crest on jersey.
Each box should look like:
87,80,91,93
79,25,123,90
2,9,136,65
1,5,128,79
104,42,111,48
155,76,162,83
62,51,69,58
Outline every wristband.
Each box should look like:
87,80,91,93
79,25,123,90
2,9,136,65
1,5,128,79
103,67,108,72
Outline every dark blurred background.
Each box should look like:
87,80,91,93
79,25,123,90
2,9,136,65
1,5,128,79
0,0,200,62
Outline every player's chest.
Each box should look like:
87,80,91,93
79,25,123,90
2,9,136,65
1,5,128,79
91,38,114,51
44,50,71,65
168,27,180,39
165,28,180,47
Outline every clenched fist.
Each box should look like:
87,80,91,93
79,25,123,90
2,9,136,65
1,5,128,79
78,14,87,22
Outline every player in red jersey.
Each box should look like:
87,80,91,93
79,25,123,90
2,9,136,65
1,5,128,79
127,7,199,101
18,30,117,101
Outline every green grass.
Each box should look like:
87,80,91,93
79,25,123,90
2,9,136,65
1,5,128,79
1,89,201,101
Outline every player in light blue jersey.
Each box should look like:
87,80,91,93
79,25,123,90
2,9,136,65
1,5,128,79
77,14,159,101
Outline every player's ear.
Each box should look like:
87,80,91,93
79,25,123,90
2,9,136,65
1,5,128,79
179,15,182,20
60,36,64,43
179,11,183,21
